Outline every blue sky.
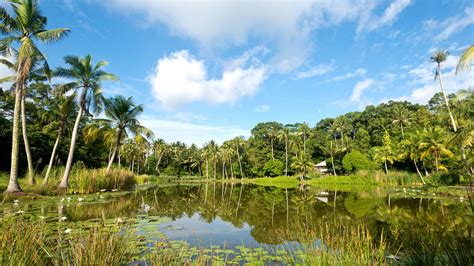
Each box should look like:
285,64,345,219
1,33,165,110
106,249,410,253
4,0,474,144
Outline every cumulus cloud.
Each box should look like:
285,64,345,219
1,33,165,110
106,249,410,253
140,118,249,146
350,79,374,102
148,50,267,109
98,0,411,72
254,105,270,113
294,62,335,79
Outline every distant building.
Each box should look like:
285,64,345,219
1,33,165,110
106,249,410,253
315,161,328,174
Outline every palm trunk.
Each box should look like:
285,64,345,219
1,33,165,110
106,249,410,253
21,92,35,185
106,128,123,174
331,154,337,176
6,79,23,193
206,158,209,179
384,159,388,174
285,138,288,176
155,154,163,173
58,104,83,190
413,160,426,185
236,145,244,178
229,157,234,179
43,127,63,185
271,139,274,161
437,67,457,132
400,123,405,139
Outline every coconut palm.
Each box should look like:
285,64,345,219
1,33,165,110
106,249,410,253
392,106,411,139
41,92,75,185
101,96,151,174
277,127,291,176
0,55,50,185
431,51,457,132
152,139,168,174
54,55,117,189
291,154,313,181
0,0,69,192
297,123,311,155
372,131,395,174
399,132,426,184
267,126,278,161
456,44,474,74
232,136,245,178
419,127,454,172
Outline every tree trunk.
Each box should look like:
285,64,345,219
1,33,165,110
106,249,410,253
58,104,83,190
437,67,457,132
106,128,123,174
21,92,35,185
236,144,244,178
384,159,388,174
206,158,209,179
6,79,23,193
43,127,63,185
155,154,163,173
285,138,288,176
331,154,337,176
414,160,426,185
229,157,234,179
303,133,306,155
271,139,274,161
400,123,405,139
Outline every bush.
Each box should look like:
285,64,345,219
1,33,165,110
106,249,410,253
69,166,136,193
428,171,461,186
263,160,284,177
342,150,376,173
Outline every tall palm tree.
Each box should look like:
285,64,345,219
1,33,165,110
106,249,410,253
267,126,278,161
54,55,117,189
456,44,474,74
0,55,49,185
152,139,168,174
419,127,454,172
232,136,245,178
277,127,291,176
291,154,313,181
297,123,311,155
0,0,69,192
431,51,457,132
399,132,425,184
101,96,151,174
372,131,395,174
42,92,75,185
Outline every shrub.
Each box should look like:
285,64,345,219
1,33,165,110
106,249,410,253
263,160,285,177
342,150,376,173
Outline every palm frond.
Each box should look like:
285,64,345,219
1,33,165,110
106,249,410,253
34,28,70,43
456,45,474,74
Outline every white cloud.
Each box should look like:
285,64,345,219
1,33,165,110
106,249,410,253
424,6,474,42
0,56,14,91
254,105,270,113
148,50,267,109
323,68,367,83
350,79,374,102
99,0,411,72
357,0,412,33
140,118,249,146
294,62,335,79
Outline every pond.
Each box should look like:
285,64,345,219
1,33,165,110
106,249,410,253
1,182,472,257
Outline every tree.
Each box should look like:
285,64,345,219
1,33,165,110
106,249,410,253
419,127,454,172
152,139,168,174
291,154,313,181
297,122,311,155
342,150,375,173
391,105,410,139
372,131,395,174
55,55,117,189
277,127,291,176
267,126,278,161
232,136,245,178
0,0,69,192
431,51,457,132
456,44,474,74
101,96,151,174
399,132,426,184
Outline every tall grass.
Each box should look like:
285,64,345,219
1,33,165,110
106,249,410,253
67,165,136,193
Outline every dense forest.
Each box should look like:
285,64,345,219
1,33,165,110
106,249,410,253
0,0,472,193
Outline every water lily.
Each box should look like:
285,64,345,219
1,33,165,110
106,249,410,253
112,189,118,192
78,197,85,202
64,228,72,234
61,198,65,202
59,216,67,222
100,189,107,192
15,210,24,214
39,216,46,219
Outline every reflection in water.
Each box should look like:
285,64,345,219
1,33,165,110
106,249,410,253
1,183,472,253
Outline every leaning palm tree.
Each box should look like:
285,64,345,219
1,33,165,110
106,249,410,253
431,51,457,132
0,0,69,193
55,55,117,190
456,44,474,74
101,96,152,174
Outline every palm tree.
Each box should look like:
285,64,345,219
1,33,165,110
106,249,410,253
431,51,457,132
291,154,313,181
456,44,474,74
322,140,338,176
392,106,410,139
372,131,395,174
277,127,291,176
0,0,69,192
152,139,168,174
232,136,245,178
419,127,454,172
267,126,278,161
0,55,50,185
54,55,117,189
42,92,75,185
399,132,426,184
101,96,151,174
297,123,311,155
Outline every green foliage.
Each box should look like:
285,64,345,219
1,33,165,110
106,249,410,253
342,150,376,173
263,159,284,177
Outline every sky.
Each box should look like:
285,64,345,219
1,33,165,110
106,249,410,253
2,0,473,145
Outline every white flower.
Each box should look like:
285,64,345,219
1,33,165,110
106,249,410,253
15,210,24,214
59,216,67,222
64,228,72,234
61,198,65,202
13,199,19,203
78,197,84,202
66,197,71,202
39,216,46,219
100,189,107,192
116,218,124,224
111,189,118,192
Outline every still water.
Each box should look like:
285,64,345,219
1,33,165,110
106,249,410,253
1,183,472,253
